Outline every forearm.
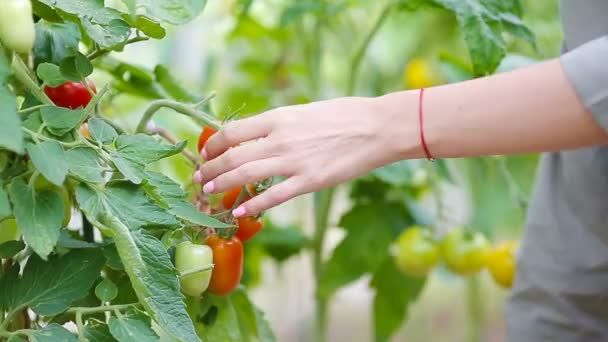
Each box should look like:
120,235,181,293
380,58,608,160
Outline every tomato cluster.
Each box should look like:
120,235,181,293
175,126,267,298
393,226,517,288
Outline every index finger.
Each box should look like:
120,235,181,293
202,114,272,160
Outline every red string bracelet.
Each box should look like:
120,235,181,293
418,88,435,161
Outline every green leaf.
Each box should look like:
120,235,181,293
0,249,104,316
499,13,536,48
318,203,410,299
0,188,11,221
37,63,68,87
143,172,231,228
127,0,207,25
230,288,276,342
372,160,426,187
29,324,78,342
370,258,426,342
8,178,64,258
0,53,24,154
60,53,93,81
122,15,166,39
65,147,106,183
76,182,180,231
154,65,200,102
83,319,117,342
103,244,124,270
109,309,160,342
7,335,26,342
22,111,44,131
37,0,130,49
254,221,308,262
40,106,87,136
198,295,243,341
94,215,199,342
88,118,118,145
198,290,275,342
427,0,533,75
96,278,119,302
33,20,81,67
57,230,98,249
26,141,68,186
110,134,186,184
0,240,25,258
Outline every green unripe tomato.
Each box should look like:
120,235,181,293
441,228,490,276
175,241,213,297
394,226,440,277
0,0,35,54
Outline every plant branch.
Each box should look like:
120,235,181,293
87,36,150,60
67,303,139,315
136,99,219,134
11,55,53,105
147,126,199,165
347,2,395,96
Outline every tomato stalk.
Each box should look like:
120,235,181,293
466,276,484,342
147,125,199,165
11,55,54,105
66,303,140,315
75,311,85,340
135,99,220,134
346,2,395,96
87,35,150,60
312,187,334,342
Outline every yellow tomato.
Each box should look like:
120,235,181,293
403,58,438,89
486,240,518,288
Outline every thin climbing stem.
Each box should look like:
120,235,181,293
135,99,219,134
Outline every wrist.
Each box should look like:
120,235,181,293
373,91,428,161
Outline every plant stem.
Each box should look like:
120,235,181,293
0,329,34,338
312,188,335,342
17,105,48,115
466,276,484,342
82,214,95,243
147,126,198,165
494,156,528,212
11,55,54,105
347,3,394,96
87,36,150,60
76,311,85,341
67,303,139,315
135,99,219,134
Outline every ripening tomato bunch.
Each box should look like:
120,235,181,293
393,226,518,288
171,126,269,298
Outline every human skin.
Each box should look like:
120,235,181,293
193,58,608,217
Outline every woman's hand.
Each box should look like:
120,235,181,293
194,95,418,217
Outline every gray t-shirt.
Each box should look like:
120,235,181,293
506,1,608,341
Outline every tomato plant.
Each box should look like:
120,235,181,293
44,80,97,109
441,228,490,276
0,0,537,341
206,235,244,296
394,226,440,277
175,241,213,297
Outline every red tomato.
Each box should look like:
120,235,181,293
222,185,257,210
44,80,97,109
235,217,263,242
206,235,243,296
197,126,217,153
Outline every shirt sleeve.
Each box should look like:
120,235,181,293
561,35,608,133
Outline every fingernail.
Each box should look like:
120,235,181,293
193,170,202,184
201,149,208,161
232,206,246,218
202,181,215,193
